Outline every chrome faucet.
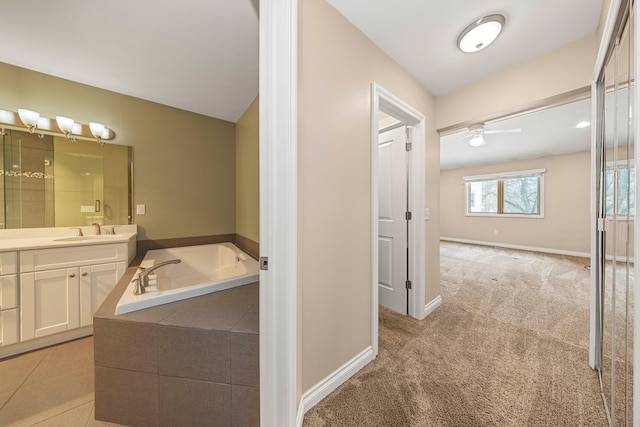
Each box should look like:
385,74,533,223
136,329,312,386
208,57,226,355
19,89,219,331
92,223,101,235
133,259,181,295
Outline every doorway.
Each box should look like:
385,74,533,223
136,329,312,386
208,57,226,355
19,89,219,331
371,83,426,356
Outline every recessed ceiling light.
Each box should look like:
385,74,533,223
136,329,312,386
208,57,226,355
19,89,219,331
457,14,506,53
576,121,590,128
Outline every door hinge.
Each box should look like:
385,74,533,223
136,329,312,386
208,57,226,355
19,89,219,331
260,257,269,271
405,280,412,290
405,142,412,152
405,211,412,220
405,127,412,151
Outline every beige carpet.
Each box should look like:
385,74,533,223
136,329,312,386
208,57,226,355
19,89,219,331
303,242,607,426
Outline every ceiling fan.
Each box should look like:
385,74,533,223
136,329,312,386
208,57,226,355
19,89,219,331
461,123,522,147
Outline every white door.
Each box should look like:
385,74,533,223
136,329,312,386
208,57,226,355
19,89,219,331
378,126,408,314
79,261,126,326
20,268,80,340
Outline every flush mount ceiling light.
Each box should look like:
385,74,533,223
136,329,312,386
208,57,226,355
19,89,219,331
576,121,590,128
457,14,506,53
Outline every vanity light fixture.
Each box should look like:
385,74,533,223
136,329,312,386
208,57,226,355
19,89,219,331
457,14,505,53
0,109,115,143
469,135,486,147
18,108,41,134
89,122,108,144
0,110,12,135
72,122,83,135
56,116,76,140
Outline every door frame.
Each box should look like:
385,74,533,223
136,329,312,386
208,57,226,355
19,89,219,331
371,83,426,357
259,0,298,425
589,0,620,371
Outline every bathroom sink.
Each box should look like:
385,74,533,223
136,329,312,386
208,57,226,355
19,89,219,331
54,235,124,242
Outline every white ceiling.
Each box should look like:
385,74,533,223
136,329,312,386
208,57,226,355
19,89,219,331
440,98,592,170
0,0,259,123
0,0,605,168
327,0,605,169
327,0,603,96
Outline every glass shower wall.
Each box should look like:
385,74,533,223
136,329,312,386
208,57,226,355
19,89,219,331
596,1,635,425
0,130,55,229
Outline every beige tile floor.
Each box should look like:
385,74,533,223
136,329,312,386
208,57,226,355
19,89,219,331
0,337,126,427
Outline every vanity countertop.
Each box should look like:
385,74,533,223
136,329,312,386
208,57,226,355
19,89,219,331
0,225,137,251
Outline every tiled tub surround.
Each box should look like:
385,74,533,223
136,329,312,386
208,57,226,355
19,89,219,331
94,264,259,426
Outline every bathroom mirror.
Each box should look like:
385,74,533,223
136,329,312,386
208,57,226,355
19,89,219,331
0,129,132,229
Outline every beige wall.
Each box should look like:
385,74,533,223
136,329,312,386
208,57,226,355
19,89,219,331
0,61,236,241
235,96,260,243
299,0,439,398
436,34,597,131
441,151,591,254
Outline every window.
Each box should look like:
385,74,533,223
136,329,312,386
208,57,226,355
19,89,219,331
605,162,635,216
464,169,545,218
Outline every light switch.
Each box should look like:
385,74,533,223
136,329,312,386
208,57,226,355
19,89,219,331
424,208,430,220
136,204,146,215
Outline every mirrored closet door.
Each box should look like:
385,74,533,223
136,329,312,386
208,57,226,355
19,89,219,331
595,1,635,425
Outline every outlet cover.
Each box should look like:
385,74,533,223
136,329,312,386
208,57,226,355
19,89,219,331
136,204,146,215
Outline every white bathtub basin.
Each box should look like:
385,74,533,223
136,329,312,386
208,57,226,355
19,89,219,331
115,242,259,314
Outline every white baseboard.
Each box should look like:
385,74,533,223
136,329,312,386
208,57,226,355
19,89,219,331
296,346,374,426
440,237,590,259
423,295,442,317
296,404,304,427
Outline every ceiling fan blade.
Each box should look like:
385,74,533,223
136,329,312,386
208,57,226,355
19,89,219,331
483,128,521,134
453,133,473,141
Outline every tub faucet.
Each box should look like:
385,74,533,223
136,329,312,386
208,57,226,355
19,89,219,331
92,223,101,235
133,259,181,295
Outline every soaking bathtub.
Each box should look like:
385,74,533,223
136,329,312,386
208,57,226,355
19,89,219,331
115,242,259,314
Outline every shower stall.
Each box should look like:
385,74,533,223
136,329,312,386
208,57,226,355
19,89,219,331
593,1,636,425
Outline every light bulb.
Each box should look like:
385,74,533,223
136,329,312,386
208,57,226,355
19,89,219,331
469,135,485,147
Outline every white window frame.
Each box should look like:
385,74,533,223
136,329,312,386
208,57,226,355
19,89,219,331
463,169,546,219
604,160,636,219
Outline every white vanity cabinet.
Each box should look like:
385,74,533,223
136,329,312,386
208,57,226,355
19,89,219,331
20,268,80,340
20,243,127,340
0,252,19,346
79,262,126,327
